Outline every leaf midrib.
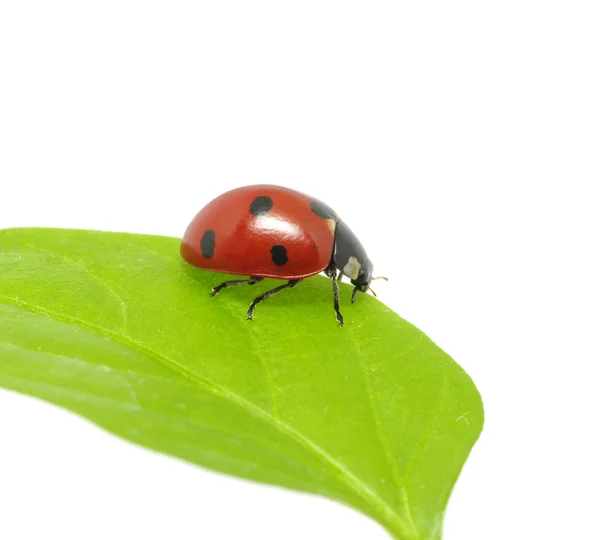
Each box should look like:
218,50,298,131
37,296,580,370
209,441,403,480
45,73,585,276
0,293,416,539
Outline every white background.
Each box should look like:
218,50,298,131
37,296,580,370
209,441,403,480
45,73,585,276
1,2,599,539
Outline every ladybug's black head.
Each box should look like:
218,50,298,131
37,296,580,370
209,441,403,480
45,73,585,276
349,259,374,302
351,259,373,289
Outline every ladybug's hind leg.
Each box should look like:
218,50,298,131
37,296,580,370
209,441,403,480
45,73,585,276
211,276,264,297
247,279,302,321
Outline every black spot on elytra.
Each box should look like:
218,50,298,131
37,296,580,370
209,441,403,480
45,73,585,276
250,196,274,217
310,199,338,220
270,245,288,266
200,230,216,258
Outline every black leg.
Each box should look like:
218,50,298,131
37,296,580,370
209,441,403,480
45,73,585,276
211,276,264,296
247,279,302,320
331,274,344,326
351,286,359,304
324,263,344,325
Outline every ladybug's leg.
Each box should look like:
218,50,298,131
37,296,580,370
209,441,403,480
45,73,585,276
325,264,344,325
331,276,344,326
247,279,302,321
337,271,344,282
211,276,264,297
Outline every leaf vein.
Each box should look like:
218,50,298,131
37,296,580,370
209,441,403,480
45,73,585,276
210,287,281,419
349,325,419,537
34,247,129,334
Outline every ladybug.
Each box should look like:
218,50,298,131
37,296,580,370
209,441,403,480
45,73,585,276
180,185,386,325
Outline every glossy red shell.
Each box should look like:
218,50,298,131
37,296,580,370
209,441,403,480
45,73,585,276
181,185,339,280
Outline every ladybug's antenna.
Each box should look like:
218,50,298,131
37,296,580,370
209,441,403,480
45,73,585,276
368,276,388,297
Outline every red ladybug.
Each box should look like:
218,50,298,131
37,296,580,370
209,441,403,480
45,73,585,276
180,185,386,325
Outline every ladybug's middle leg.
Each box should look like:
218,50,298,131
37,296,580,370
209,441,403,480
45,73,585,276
211,276,264,296
247,279,302,321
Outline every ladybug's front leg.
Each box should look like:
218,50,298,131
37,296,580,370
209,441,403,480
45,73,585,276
331,277,344,326
325,264,344,326
247,279,302,321
211,276,264,296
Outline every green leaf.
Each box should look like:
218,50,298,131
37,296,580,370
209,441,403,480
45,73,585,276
0,227,483,539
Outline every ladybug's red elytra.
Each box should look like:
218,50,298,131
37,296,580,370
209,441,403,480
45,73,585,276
180,185,387,325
